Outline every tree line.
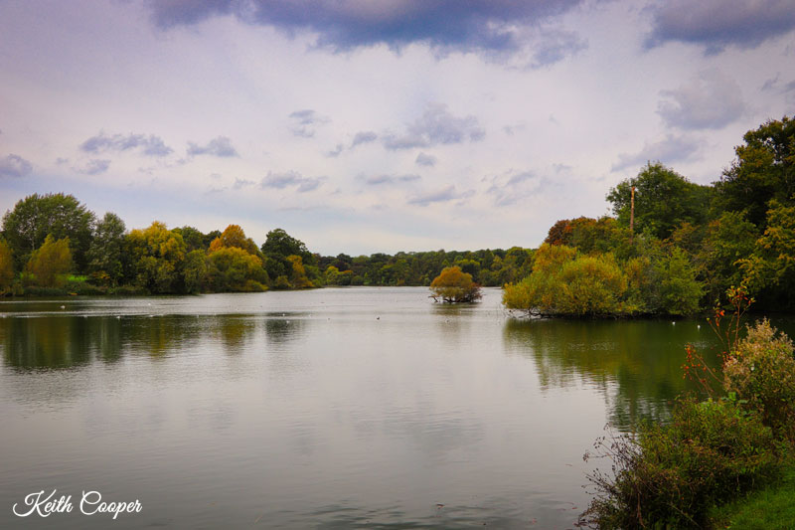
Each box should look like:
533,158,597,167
505,115,795,316
0,115,792,312
0,193,531,296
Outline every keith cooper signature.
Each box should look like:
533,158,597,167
13,490,142,519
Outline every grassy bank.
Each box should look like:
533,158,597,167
711,464,795,529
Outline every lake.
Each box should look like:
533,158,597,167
1,287,790,528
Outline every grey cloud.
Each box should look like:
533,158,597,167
415,153,437,167
408,185,470,206
233,178,255,189
261,170,303,189
528,28,587,69
187,136,239,157
297,177,326,192
612,134,703,172
80,132,173,157
289,109,330,138
657,70,745,130
327,130,378,157
645,0,795,53
0,154,33,178
364,174,422,186
486,170,546,206
147,0,584,56
351,131,378,147
261,170,326,192
78,159,111,175
762,74,780,91
327,144,345,158
383,104,485,150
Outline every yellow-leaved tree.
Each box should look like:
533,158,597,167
0,238,14,292
25,235,73,288
430,266,482,303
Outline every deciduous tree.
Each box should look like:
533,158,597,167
25,235,73,288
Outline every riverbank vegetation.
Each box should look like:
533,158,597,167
581,295,795,528
505,116,795,316
0,116,792,305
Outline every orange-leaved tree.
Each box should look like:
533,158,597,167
430,266,482,303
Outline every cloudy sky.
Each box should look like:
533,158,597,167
1,0,793,255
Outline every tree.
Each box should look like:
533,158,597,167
206,247,268,292
1,193,95,272
699,211,759,301
174,226,209,252
714,116,795,228
503,247,627,316
0,238,13,292
287,255,313,289
738,201,795,309
430,266,482,303
208,224,260,256
261,228,315,265
126,221,186,294
608,162,711,240
87,212,127,286
655,247,703,316
183,249,207,294
25,235,73,288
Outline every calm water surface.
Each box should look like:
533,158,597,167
1,288,791,528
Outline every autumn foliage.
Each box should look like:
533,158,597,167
430,266,482,303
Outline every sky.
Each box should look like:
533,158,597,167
1,0,794,256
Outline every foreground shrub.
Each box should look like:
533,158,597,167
724,319,795,442
583,397,782,529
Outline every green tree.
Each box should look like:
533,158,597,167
183,249,208,294
1,193,95,272
699,211,759,301
87,212,127,286
25,235,73,288
738,201,795,309
714,116,795,228
0,238,14,292
655,247,703,316
174,226,209,252
261,228,314,265
430,266,482,303
608,162,711,240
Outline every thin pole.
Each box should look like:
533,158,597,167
630,186,635,244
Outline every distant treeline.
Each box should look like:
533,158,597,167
1,116,793,316
0,194,531,297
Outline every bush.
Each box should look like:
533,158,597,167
503,248,628,316
107,285,149,296
584,397,782,529
430,266,482,303
724,320,795,441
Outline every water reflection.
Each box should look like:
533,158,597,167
2,316,96,370
0,314,203,369
209,315,257,355
502,318,721,428
264,314,308,347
